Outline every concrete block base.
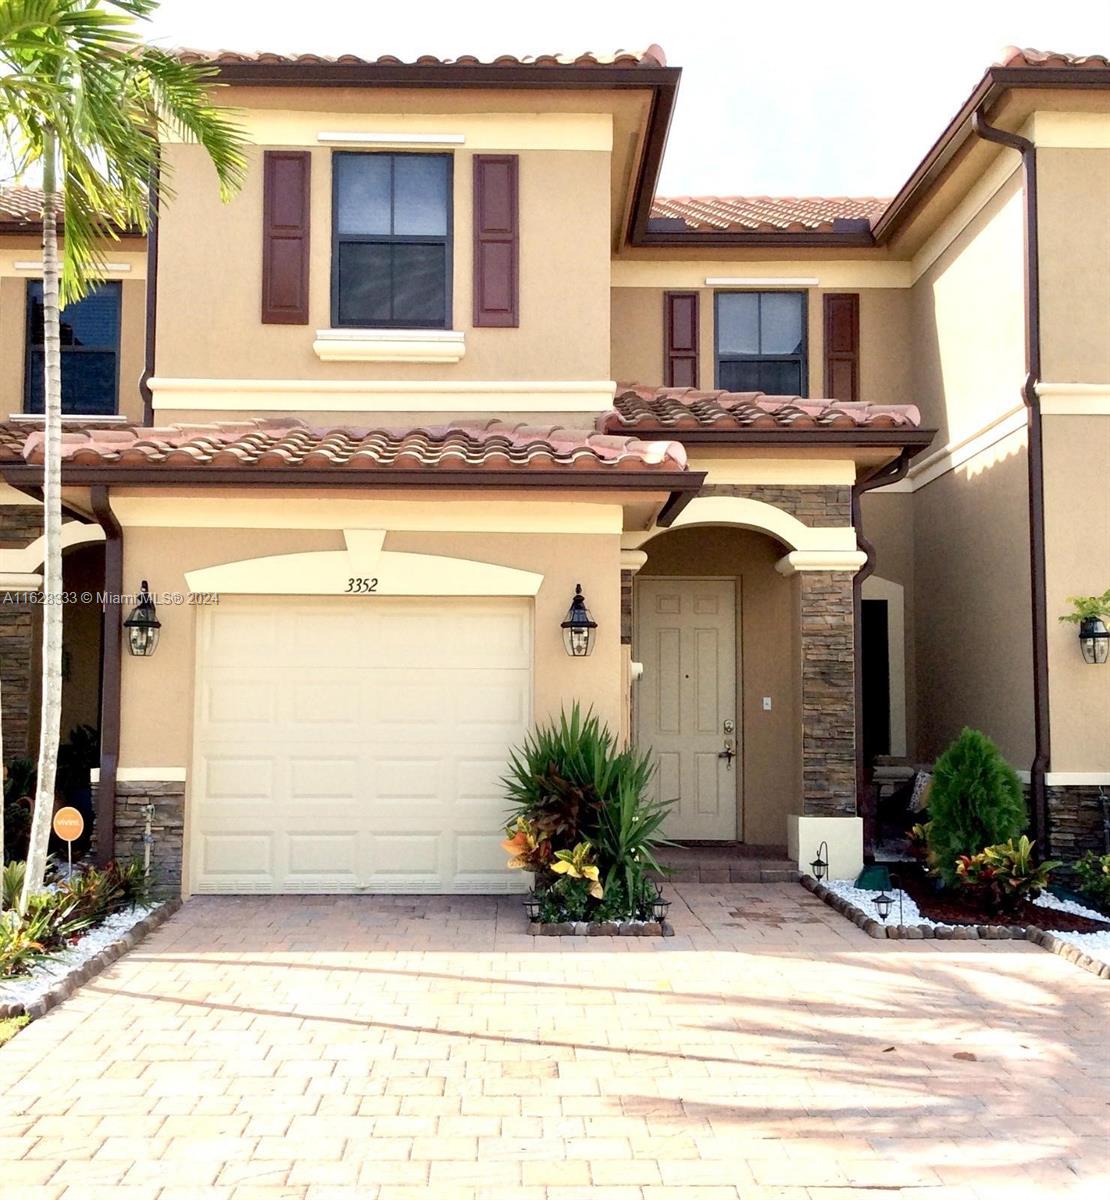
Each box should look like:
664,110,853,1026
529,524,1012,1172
788,815,863,881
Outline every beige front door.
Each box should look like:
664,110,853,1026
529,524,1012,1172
635,578,738,840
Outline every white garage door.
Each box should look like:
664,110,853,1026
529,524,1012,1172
190,597,532,894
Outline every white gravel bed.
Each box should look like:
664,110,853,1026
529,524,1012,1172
821,880,941,927
0,903,155,1009
823,878,1110,939
1034,891,1108,921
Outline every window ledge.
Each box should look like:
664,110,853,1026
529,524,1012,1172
8,413,128,425
313,328,466,364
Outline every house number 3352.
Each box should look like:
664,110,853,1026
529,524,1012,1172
346,577,379,594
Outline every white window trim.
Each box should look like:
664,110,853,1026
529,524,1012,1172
312,327,466,364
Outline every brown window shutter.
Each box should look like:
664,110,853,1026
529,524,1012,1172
664,291,699,387
473,155,518,327
823,292,859,401
261,150,310,325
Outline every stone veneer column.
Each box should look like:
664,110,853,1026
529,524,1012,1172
1,505,44,761
91,778,185,898
796,570,858,816
1047,785,1108,860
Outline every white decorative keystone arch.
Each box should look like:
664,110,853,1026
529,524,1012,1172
0,520,106,590
184,530,544,597
640,495,866,574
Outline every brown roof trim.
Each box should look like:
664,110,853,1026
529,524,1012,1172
617,428,937,449
206,58,682,92
872,62,1110,242
635,228,876,248
0,463,703,491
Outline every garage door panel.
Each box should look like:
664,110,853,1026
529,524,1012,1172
201,833,274,878
289,757,359,801
192,597,532,894
203,755,275,802
287,832,359,878
202,677,279,727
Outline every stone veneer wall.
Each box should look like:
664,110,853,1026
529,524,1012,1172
92,779,185,898
798,572,858,816
1047,784,1108,860
1,505,44,761
699,484,853,527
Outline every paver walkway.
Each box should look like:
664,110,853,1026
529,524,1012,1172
1,883,1107,1200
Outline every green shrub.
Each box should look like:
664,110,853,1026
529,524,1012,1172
0,860,150,978
2,758,35,864
926,728,1026,885
955,836,1059,916
1074,852,1110,913
2,861,26,910
0,911,48,978
502,704,669,921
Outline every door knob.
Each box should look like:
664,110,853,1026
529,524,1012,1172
718,740,735,770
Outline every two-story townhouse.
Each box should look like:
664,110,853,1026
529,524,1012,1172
0,46,1105,898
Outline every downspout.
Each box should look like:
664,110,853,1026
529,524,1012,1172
89,485,122,865
852,448,914,851
971,111,1050,853
138,162,159,427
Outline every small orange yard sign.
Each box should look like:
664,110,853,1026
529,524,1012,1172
52,806,84,842
53,806,85,873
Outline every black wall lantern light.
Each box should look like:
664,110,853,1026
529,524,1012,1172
123,581,161,657
1078,617,1109,666
561,584,597,657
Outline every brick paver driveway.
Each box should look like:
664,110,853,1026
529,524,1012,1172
2,883,1107,1200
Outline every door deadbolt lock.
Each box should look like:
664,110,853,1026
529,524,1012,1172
723,719,735,734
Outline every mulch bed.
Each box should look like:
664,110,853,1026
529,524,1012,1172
892,862,1110,934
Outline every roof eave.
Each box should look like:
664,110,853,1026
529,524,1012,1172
872,64,1110,243
207,60,683,91
600,428,937,450
0,463,705,490
632,228,876,248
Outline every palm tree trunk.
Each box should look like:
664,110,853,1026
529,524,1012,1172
20,129,64,913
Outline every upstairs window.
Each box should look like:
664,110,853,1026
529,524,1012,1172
332,152,452,329
715,291,807,395
24,280,121,415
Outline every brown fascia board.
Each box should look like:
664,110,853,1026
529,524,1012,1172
872,64,1110,242
209,60,682,93
0,220,144,237
0,464,705,492
603,428,937,450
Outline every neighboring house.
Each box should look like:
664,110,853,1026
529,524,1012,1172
0,46,1106,896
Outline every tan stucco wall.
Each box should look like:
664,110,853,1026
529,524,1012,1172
0,275,24,413
0,273,145,422
912,440,1034,769
857,289,913,405
1042,415,1110,772
1038,147,1110,384
634,525,796,847
117,523,623,768
155,142,611,386
610,284,912,404
860,490,917,759
909,171,1026,447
